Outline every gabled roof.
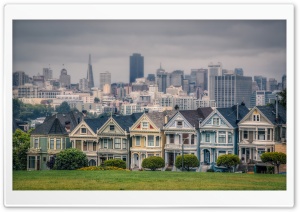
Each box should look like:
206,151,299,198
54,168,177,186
113,113,143,132
179,107,213,129
85,117,110,133
256,104,286,125
217,104,249,128
31,111,83,135
146,110,177,129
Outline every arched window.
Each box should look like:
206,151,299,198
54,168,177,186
89,159,96,166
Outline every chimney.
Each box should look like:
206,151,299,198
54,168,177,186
82,110,87,117
65,121,71,132
164,115,169,124
276,95,278,122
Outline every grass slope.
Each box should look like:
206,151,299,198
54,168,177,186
13,170,286,190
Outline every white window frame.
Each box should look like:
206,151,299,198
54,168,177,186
142,122,148,129
81,128,87,134
177,121,183,128
218,131,226,143
34,138,39,148
243,130,248,139
56,138,61,150
135,136,141,146
253,114,260,122
114,138,121,149
205,133,210,142
49,138,54,149
148,135,154,147
110,125,115,131
213,118,219,126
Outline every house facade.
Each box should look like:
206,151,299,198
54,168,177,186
199,104,249,171
27,111,83,170
238,104,286,164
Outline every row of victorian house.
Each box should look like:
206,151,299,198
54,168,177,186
27,102,287,172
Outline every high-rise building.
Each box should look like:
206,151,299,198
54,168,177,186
100,71,111,90
268,78,278,91
79,78,89,91
208,62,222,95
254,75,267,91
59,67,71,88
234,68,244,76
282,74,286,90
43,67,53,81
209,75,252,108
87,54,95,89
156,65,167,93
129,53,144,83
170,70,184,87
147,74,155,82
13,71,29,86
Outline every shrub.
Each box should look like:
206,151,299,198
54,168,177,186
141,156,165,171
53,148,88,170
104,159,126,169
216,154,240,172
175,154,199,171
261,152,286,174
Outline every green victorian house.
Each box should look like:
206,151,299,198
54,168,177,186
27,111,83,170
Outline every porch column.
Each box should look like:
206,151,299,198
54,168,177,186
138,153,141,169
239,147,242,159
165,152,168,166
173,150,175,169
250,148,252,161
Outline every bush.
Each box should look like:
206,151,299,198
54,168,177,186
216,154,240,172
175,154,199,171
142,156,165,171
261,152,286,174
53,148,88,170
104,159,126,169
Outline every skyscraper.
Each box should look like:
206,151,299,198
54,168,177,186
170,70,184,87
87,54,94,89
254,75,267,91
129,53,144,83
13,71,29,86
43,67,53,81
59,67,71,88
100,71,111,90
156,64,167,93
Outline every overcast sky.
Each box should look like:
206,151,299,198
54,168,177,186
13,20,286,87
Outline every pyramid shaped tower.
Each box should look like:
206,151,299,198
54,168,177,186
87,54,94,89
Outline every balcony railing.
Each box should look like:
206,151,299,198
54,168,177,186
200,143,234,147
97,148,128,154
27,148,42,153
164,144,197,150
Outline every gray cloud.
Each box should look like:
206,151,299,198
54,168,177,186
13,20,286,86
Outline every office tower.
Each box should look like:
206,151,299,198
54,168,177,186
147,74,155,82
129,53,144,83
234,68,244,76
43,67,53,81
209,75,252,108
59,67,71,88
254,75,267,91
170,70,184,87
87,54,94,89
79,78,89,91
156,65,167,93
250,90,276,108
13,71,29,86
100,71,111,90
268,78,278,91
32,74,45,88
282,74,286,90
208,62,222,96
183,79,190,94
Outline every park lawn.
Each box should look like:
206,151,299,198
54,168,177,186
13,170,286,190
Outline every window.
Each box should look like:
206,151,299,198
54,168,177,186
213,118,219,125
148,154,154,157
177,121,183,128
253,114,260,121
267,129,271,140
142,122,148,129
114,156,121,159
170,134,174,143
282,127,286,138
28,156,35,169
206,134,210,142
122,156,127,162
258,129,265,140
148,135,154,146
103,139,108,148
108,140,113,149
93,142,96,151
76,140,81,150
110,125,115,131
122,139,127,149
81,128,87,134
228,133,232,143
218,131,226,143
219,151,226,157
136,136,141,146
114,138,121,149
83,141,87,151
62,139,65,149
50,139,54,149
34,138,39,148
56,138,61,150
108,154,114,160
183,133,189,144
243,131,248,139
155,136,160,146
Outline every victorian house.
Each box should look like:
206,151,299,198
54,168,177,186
199,104,249,171
129,111,175,169
163,108,213,171
27,111,83,170
97,113,142,168
238,103,286,167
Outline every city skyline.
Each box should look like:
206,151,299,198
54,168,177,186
13,20,286,87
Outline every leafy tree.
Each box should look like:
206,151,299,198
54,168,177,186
104,159,126,169
174,105,179,110
53,148,88,170
260,152,286,174
94,97,100,103
13,129,32,170
13,99,23,119
278,89,286,108
216,154,240,172
55,101,71,113
142,156,165,171
175,154,199,171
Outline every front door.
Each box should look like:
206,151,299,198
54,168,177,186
204,149,210,165
169,153,174,166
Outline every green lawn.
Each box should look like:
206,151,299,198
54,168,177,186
13,170,286,190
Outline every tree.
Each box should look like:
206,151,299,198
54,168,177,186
104,159,126,169
175,154,199,171
94,97,100,103
13,129,32,170
55,101,71,113
141,156,165,171
174,105,179,110
53,148,88,170
260,152,286,174
278,89,286,108
13,98,23,119
216,154,240,172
